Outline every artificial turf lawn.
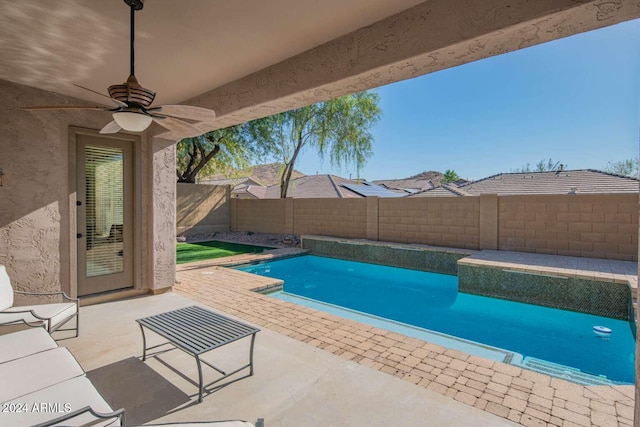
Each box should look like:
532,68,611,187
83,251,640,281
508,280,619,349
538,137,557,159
176,240,268,264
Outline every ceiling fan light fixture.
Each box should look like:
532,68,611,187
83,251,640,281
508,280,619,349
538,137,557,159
112,111,152,132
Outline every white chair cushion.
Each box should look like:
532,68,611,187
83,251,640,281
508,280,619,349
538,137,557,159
0,376,120,427
0,328,57,364
1,302,77,330
0,265,14,311
0,347,84,402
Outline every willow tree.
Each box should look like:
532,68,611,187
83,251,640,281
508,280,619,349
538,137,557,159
248,91,381,198
176,125,258,183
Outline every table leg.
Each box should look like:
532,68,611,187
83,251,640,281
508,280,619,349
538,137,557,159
196,354,204,403
249,332,256,376
139,324,148,362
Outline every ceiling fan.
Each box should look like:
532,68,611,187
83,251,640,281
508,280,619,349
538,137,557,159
22,0,215,138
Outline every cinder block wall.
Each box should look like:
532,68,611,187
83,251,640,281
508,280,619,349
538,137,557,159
499,194,639,261
379,197,480,249
226,194,638,261
294,199,367,238
234,199,287,234
176,183,231,236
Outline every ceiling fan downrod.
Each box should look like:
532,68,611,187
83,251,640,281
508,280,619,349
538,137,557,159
108,0,155,108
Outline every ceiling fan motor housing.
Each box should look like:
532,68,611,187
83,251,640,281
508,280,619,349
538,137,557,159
108,75,155,108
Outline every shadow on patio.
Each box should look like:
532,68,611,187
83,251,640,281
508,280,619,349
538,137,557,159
62,292,516,426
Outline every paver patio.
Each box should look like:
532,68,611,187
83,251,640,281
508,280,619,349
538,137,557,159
175,251,636,427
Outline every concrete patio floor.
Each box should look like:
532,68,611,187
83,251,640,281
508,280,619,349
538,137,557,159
63,292,517,426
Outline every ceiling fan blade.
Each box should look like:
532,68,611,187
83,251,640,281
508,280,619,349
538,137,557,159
21,106,109,111
153,116,205,139
152,105,216,122
99,120,122,134
74,84,128,107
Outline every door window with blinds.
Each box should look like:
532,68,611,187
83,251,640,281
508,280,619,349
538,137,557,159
84,145,125,277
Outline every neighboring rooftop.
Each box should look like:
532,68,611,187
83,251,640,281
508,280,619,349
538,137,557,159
458,169,639,195
259,175,402,199
409,184,472,197
201,163,305,187
373,170,444,193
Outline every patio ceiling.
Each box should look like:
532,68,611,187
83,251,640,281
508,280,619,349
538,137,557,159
0,0,423,106
1,0,639,139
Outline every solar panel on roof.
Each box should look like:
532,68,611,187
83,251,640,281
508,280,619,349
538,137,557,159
342,183,406,197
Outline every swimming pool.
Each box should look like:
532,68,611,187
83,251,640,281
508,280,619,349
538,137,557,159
238,255,635,384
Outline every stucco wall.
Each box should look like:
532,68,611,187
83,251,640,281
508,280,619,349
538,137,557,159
0,80,110,296
150,136,178,291
186,1,640,131
176,183,231,236
0,79,176,297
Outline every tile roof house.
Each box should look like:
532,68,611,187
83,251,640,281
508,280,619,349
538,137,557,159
199,176,267,199
199,163,305,199
411,169,639,197
373,171,444,193
409,184,472,197
257,175,403,199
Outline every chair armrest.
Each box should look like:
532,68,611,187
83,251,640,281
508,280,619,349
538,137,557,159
0,308,49,321
33,405,125,427
0,315,47,328
14,290,79,302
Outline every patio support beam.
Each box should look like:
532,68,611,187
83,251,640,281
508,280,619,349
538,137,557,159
149,136,178,291
182,0,640,131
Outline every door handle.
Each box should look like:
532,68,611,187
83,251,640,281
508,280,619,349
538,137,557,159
77,233,83,239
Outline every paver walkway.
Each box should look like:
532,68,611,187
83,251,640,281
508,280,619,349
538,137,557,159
175,259,635,426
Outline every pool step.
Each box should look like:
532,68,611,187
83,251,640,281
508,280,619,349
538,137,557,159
520,357,618,386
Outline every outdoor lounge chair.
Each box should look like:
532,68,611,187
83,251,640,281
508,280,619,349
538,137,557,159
3,376,125,427
0,265,79,337
0,326,57,363
0,329,125,427
0,347,85,402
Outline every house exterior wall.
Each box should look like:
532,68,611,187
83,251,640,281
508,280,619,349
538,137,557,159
230,194,638,261
176,183,231,236
150,137,178,291
0,79,175,297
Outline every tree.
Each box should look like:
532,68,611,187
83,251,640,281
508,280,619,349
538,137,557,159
442,169,460,184
512,158,564,173
176,125,259,183
603,159,639,178
248,91,382,198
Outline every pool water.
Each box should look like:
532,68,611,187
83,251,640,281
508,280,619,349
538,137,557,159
238,255,635,384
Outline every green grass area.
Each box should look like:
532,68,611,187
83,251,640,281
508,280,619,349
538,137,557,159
176,240,269,264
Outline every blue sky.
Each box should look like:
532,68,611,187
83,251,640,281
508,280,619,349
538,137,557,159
293,19,640,181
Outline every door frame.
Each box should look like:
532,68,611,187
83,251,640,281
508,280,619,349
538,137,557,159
68,126,143,298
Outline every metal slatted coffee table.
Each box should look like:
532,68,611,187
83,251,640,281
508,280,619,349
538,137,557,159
136,305,260,403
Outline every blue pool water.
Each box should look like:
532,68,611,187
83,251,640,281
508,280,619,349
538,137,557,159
239,255,635,384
